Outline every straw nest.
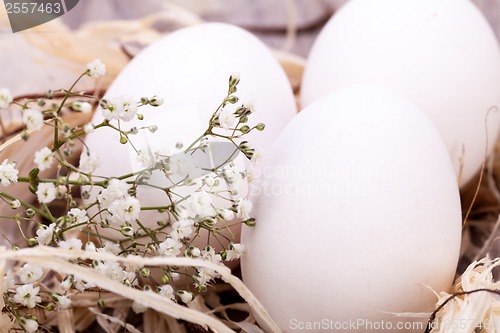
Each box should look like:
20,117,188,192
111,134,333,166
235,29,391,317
0,5,498,333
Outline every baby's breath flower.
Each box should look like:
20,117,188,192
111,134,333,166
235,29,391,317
189,191,215,218
202,246,222,264
86,59,106,78
97,178,130,208
221,164,239,184
158,285,175,300
71,101,92,113
158,238,182,257
36,223,56,246
59,238,82,251
251,149,264,164
55,294,71,309
226,243,244,261
177,290,193,304
194,267,219,287
19,317,38,333
83,123,94,134
108,196,141,224
17,263,43,284
85,241,96,252
170,219,194,241
0,88,13,108
94,261,125,282
97,241,121,255
22,109,44,131
217,208,235,221
36,182,57,203
13,284,41,308
67,208,89,229
149,95,163,107
60,275,73,292
34,147,54,171
0,159,19,186
218,107,236,129
79,150,100,174
9,199,21,209
118,95,138,122
236,198,253,220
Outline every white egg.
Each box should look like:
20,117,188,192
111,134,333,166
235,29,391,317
83,23,296,246
241,85,461,333
301,0,500,186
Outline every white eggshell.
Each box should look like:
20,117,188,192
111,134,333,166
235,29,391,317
242,85,461,333
84,23,296,243
301,0,500,186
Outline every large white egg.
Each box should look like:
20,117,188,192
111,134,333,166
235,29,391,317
83,23,296,244
301,0,500,186
241,85,461,333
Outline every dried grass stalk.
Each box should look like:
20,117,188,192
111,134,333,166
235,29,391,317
0,246,282,333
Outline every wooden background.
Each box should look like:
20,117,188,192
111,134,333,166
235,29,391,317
60,0,500,58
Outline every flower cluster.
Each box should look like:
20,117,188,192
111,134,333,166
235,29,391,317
0,60,262,332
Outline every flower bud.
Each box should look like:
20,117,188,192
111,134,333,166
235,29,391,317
149,96,164,106
229,72,240,87
26,208,35,218
225,95,239,104
148,125,158,133
9,199,21,209
139,267,151,278
99,99,109,109
239,125,250,134
120,136,128,144
120,226,135,237
255,123,266,131
161,273,170,284
243,218,256,227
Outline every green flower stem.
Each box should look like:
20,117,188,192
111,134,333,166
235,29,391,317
0,192,51,221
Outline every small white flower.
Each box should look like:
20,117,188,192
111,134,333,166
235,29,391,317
22,109,44,131
202,246,222,264
13,284,41,308
3,270,15,290
36,223,56,246
236,198,253,220
87,59,106,78
0,159,18,186
68,208,89,229
195,267,219,286
226,243,244,261
34,147,54,171
97,241,121,255
217,208,235,221
108,196,141,224
97,178,130,208
177,290,193,304
132,300,148,314
118,95,138,122
158,238,182,257
83,123,94,134
251,149,264,164
102,96,123,120
79,150,100,174
85,241,96,252
95,261,125,282
0,88,13,108
158,285,175,300
59,238,82,251
19,318,38,333
55,294,71,309
203,176,215,187
71,101,92,113
73,277,96,291
189,247,201,257
60,275,73,292
17,263,43,284
218,107,236,129
222,164,239,184
189,191,215,218
36,182,57,204
170,219,194,241
9,199,21,209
